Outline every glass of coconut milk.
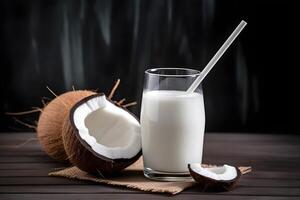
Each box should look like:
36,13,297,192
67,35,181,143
141,68,205,181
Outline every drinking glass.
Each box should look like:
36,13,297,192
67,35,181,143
140,68,205,181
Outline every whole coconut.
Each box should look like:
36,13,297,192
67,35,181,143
37,90,95,162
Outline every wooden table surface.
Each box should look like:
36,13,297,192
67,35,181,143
0,132,299,199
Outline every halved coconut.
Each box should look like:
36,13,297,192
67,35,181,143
188,163,241,191
62,93,141,177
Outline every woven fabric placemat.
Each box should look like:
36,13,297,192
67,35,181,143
49,158,251,195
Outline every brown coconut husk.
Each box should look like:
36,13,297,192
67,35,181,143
37,90,96,162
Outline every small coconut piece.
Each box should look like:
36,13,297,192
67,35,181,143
188,163,241,191
37,90,95,162
62,93,141,177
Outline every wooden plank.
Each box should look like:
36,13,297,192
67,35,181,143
1,169,300,180
1,132,299,143
1,177,300,187
0,133,36,140
1,141,299,153
0,177,90,185
203,144,300,158
1,133,299,146
245,171,300,180
0,156,57,163
3,141,294,151
1,141,299,159
238,179,300,187
0,169,52,177
0,194,299,200
0,149,290,158
1,146,298,159
0,151,49,156
0,160,297,171
0,144,43,151
187,186,300,196
0,163,67,170
205,133,300,143
0,152,298,165
0,185,135,194
1,153,299,164
1,185,300,196
1,142,298,160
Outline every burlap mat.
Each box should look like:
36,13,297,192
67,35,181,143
49,158,251,195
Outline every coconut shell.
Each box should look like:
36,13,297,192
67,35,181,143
188,164,242,191
37,90,95,162
62,94,141,177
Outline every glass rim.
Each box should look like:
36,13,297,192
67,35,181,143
145,68,200,77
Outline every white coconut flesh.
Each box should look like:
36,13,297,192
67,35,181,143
190,164,237,181
72,95,141,160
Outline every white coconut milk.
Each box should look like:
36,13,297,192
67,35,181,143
141,90,205,173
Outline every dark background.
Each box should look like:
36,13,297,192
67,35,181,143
0,0,294,133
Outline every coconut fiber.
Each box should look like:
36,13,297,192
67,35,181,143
49,157,251,195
